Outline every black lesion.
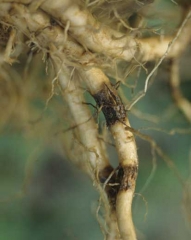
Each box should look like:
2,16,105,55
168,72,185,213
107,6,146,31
93,83,126,126
99,166,120,208
118,165,138,191
99,164,138,208
50,18,58,26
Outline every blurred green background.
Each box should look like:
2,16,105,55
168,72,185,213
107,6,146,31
0,0,191,240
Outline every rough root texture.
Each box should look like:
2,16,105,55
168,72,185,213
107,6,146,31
99,166,119,208
117,165,138,191
93,83,126,126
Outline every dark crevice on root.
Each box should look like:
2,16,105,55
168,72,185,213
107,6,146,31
99,165,119,208
93,83,126,126
117,165,138,191
99,164,138,209
0,23,12,47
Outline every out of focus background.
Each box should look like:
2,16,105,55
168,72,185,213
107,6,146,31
0,0,191,240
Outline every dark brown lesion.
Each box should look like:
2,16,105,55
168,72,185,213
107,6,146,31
99,166,120,208
93,83,126,126
117,165,138,191
0,23,12,48
94,83,137,206
99,164,138,208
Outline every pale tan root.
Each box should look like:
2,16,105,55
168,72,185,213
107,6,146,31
50,56,120,239
1,1,190,240
1,1,191,65
116,191,136,240
39,1,191,62
51,57,110,174
81,67,138,240
110,121,138,240
0,2,119,237
170,59,191,123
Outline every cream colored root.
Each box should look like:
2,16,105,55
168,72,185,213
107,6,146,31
0,4,120,236
0,3,119,236
128,9,191,110
170,59,191,123
116,191,136,240
1,1,191,64
1,2,190,240
51,57,120,238
110,121,138,240
81,67,138,240
52,58,110,174
40,0,137,61
40,1,191,62
0,3,85,62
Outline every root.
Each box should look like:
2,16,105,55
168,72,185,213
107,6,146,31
0,1,190,240
170,59,191,122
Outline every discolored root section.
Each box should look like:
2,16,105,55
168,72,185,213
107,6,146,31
117,165,138,191
93,83,126,126
85,68,138,239
1,1,191,240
